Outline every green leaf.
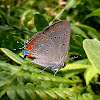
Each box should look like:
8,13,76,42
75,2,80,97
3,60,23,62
82,93,93,100
73,59,91,65
12,26,33,36
77,93,94,100
25,83,36,100
34,14,48,31
31,72,78,84
63,88,78,99
35,90,47,99
83,39,100,74
0,48,24,64
73,35,83,46
85,8,100,19
71,25,89,38
0,9,7,23
45,90,58,99
0,71,11,87
0,26,12,31
7,85,17,100
7,8,11,25
73,24,99,39
84,66,97,86
16,83,27,100
0,61,19,75
87,31,99,40
54,89,66,99
60,64,91,72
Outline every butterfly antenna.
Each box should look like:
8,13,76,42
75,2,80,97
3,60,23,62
17,41,24,45
65,56,78,63
13,41,24,50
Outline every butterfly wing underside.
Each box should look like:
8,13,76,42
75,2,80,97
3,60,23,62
24,20,71,69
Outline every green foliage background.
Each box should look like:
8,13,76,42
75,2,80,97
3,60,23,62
0,0,100,100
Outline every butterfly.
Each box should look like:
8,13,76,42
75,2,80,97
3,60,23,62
23,20,71,76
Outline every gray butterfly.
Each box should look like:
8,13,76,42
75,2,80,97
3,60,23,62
23,20,71,76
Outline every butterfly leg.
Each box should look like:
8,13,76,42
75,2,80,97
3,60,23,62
40,66,49,73
54,68,59,76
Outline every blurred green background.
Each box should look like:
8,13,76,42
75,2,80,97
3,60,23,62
0,0,100,100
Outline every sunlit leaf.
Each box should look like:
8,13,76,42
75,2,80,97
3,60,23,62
84,66,97,85
83,39,100,74
60,64,91,72
1,48,24,64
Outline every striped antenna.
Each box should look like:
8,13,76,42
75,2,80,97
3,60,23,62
65,56,79,63
13,41,24,50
